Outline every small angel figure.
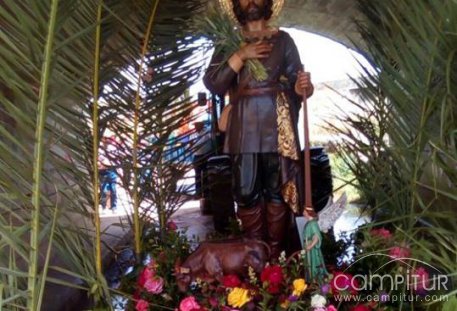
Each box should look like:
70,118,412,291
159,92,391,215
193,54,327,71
295,194,346,284
302,206,329,285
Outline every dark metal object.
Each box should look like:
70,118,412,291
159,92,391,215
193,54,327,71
206,155,235,233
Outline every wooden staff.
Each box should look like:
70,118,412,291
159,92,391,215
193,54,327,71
301,68,313,211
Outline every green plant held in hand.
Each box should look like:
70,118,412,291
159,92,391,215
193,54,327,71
193,3,268,81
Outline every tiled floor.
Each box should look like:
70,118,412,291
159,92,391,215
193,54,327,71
171,203,215,244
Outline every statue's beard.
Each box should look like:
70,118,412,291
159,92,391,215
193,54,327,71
242,2,266,22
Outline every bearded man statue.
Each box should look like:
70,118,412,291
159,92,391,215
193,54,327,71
204,0,314,259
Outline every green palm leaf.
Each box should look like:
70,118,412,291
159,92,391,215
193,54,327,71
1,0,205,308
332,1,456,308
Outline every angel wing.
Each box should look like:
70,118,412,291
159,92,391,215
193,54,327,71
317,193,347,233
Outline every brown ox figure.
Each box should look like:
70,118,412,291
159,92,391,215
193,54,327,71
175,239,269,292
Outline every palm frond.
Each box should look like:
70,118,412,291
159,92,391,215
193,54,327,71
332,2,457,306
1,0,205,308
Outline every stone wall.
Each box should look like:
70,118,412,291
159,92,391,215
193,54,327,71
278,0,362,49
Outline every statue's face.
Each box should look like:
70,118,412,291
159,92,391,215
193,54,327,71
239,0,266,22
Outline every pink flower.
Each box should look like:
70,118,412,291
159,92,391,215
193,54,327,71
179,296,201,311
331,272,359,295
389,246,411,259
370,228,392,240
411,267,430,292
138,267,155,287
327,305,338,311
144,276,164,294
135,299,149,311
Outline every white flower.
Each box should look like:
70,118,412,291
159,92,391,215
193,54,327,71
311,294,327,308
279,251,287,265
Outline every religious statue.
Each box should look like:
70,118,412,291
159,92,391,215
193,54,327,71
203,0,314,259
302,206,329,285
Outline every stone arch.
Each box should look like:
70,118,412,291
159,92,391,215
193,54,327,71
278,0,362,49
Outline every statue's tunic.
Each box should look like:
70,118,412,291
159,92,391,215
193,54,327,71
203,30,304,212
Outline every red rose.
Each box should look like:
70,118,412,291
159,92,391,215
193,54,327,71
260,265,284,285
331,272,359,295
222,274,241,288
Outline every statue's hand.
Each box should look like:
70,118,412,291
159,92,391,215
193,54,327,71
237,41,272,61
295,70,314,96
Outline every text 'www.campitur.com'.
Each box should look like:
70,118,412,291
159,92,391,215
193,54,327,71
334,294,449,303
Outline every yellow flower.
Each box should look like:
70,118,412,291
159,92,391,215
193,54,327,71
292,278,307,296
227,287,251,308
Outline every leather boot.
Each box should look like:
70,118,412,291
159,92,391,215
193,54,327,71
237,203,264,240
266,201,288,260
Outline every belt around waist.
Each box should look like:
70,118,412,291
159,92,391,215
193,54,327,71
238,86,280,96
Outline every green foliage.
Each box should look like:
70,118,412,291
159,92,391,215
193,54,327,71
0,0,204,308
330,2,457,309
321,229,353,270
328,153,362,203
349,0,456,221
442,296,457,311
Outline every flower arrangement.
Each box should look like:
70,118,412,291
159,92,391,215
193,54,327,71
119,221,192,310
121,239,336,311
317,226,453,311
173,260,328,311
117,222,451,311
119,224,379,310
